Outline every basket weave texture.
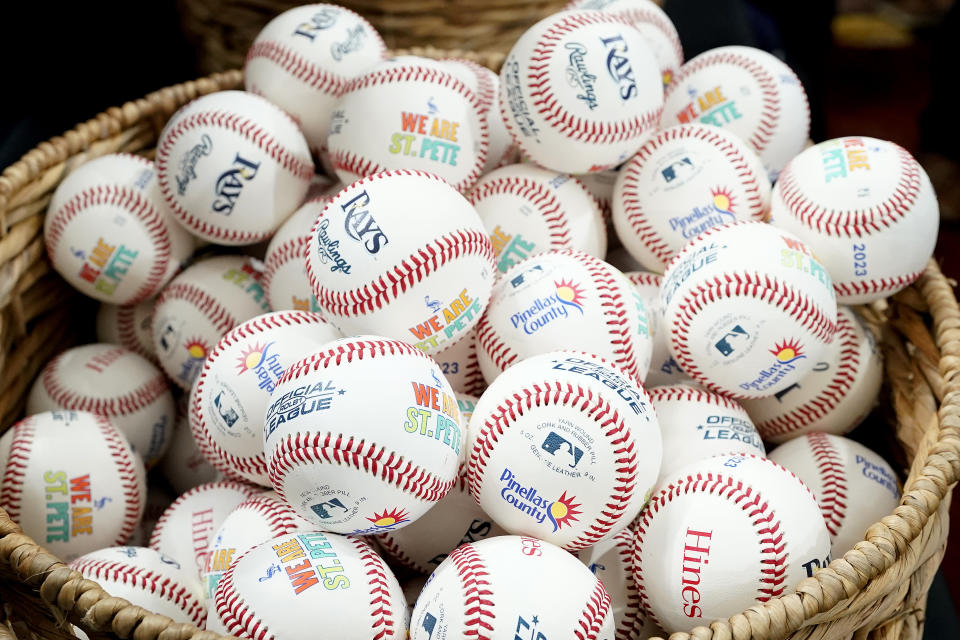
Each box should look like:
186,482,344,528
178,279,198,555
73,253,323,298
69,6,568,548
178,0,565,73
0,56,959,640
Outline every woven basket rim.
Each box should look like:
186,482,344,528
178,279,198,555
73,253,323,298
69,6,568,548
0,65,958,640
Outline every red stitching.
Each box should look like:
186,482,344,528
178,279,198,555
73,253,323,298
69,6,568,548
833,269,924,300
192,311,329,480
608,527,644,640
468,175,574,249
575,576,612,640
776,142,921,237
373,528,424,573
625,272,662,289
665,50,780,154
69,557,205,627
615,5,684,70
0,416,36,522
263,236,310,302
214,546,270,640
467,378,638,551
245,40,348,96
98,414,144,546
148,479,258,552
114,304,155,361
448,543,495,638
442,57,497,109
754,310,861,440
633,470,788,628
807,432,847,538
618,124,767,266
155,282,239,338
232,494,309,536
45,183,172,305
155,108,314,244
40,346,170,417
647,384,747,413
349,537,397,640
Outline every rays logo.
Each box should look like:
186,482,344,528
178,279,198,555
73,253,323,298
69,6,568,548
340,189,389,254
599,34,638,100
212,153,261,215
509,279,587,335
498,468,581,532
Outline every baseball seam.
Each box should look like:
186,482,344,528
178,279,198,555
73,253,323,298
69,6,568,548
0,417,37,523
245,40,349,96
468,175,575,251
647,384,749,413
148,480,258,551
833,269,925,300
449,542,495,638
807,432,848,538
215,546,273,640
114,304,155,361
576,578,612,640
155,282,240,341
617,6,684,69
98,415,144,546
349,537,397,640
611,528,645,640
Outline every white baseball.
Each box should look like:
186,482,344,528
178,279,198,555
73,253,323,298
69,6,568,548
149,480,259,578
202,491,313,602
742,306,882,443
411,535,615,640
263,194,332,313
769,136,939,304
632,452,831,633
468,163,607,273
579,527,662,640
769,432,901,557
191,310,340,486
566,0,684,88
244,3,387,156
576,168,618,222
476,249,653,384
0,411,145,562
662,46,809,179
214,532,408,639
661,221,838,398
160,399,221,494
467,351,661,551
647,384,764,484
500,10,663,174
429,330,487,396
97,299,158,362
155,90,314,245
264,336,462,534
70,546,206,627
306,170,495,355
327,59,488,192
127,484,175,547
152,255,272,390
44,153,194,305
624,272,689,386
27,344,175,467
612,123,771,272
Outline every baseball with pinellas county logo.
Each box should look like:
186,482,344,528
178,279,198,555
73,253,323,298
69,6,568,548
8,2,939,640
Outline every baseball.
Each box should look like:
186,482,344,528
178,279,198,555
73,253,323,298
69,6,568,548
476,249,653,384
160,398,220,494
566,0,684,88
0,411,145,562
579,527,662,640
633,452,831,633
263,194,333,313
214,532,408,639
127,484,175,547
306,170,495,355
156,90,314,245
245,3,388,156
467,351,661,551
152,254,272,390
647,384,764,484
468,163,608,272
264,336,461,534
27,343,175,467
429,330,487,397
202,491,313,602
660,221,838,398
611,123,771,273
69,546,206,627
742,306,883,443
191,310,340,486
661,45,809,178
97,299,158,362
410,535,615,639
327,59,488,192
624,271,688,386
149,480,260,577
500,10,663,173
577,167,618,222
44,153,194,305
769,432,901,557
769,136,939,304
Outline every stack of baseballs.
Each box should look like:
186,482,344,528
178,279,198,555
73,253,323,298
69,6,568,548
0,1,935,638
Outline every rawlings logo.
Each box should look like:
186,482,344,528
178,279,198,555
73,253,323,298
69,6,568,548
315,218,352,273
176,134,213,195
599,34,638,100
212,153,261,215
340,189,389,254
564,42,599,110
331,24,366,61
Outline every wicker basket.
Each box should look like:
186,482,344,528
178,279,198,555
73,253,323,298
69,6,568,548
1,55,959,640
178,0,567,73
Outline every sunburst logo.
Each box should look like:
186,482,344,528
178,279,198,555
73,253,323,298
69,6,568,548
184,338,209,360
236,342,271,374
662,70,673,86
546,492,582,532
554,279,586,313
711,187,736,221
366,507,410,530
770,339,806,364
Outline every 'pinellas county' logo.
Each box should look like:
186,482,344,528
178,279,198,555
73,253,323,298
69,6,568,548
509,279,586,335
740,338,806,393
236,341,284,393
498,468,581,532
668,187,737,240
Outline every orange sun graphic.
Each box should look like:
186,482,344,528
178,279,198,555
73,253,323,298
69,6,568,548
662,70,673,86
366,507,410,529
236,343,267,374
770,339,805,363
547,492,582,532
711,186,737,215
554,279,586,310
184,338,209,360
